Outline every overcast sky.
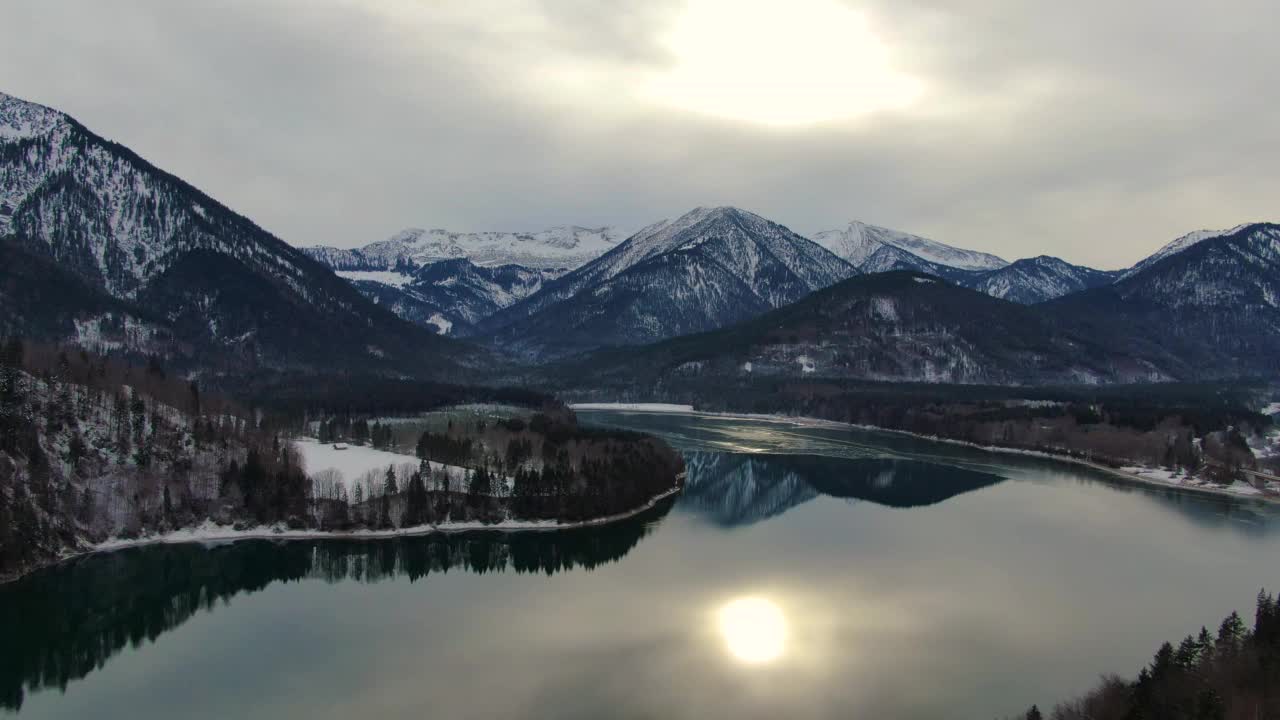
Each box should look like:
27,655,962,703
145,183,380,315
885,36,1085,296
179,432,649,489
3,0,1277,268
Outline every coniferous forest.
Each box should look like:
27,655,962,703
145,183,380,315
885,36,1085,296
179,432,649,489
1008,590,1280,720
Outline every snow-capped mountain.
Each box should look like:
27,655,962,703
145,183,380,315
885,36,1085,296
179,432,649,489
811,220,1008,272
857,243,979,282
0,90,467,374
1119,224,1253,280
963,256,1121,305
475,206,857,357
1046,223,1280,378
302,225,626,272
340,259,562,335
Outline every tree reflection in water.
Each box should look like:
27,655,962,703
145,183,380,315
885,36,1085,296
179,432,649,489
0,496,675,711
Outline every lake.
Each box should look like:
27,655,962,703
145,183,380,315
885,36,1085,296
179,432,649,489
4,410,1279,719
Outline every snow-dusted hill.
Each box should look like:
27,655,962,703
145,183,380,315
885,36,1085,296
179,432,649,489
0,90,466,374
302,225,627,272
558,271,1182,385
343,258,563,335
811,220,1008,272
963,256,1120,305
1119,224,1253,280
475,206,857,357
1047,223,1280,378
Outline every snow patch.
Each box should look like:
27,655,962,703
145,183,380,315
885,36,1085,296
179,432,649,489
426,313,453,335
336,270,414,287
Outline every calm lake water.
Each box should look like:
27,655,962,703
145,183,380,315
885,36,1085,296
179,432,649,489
4,410,1280,719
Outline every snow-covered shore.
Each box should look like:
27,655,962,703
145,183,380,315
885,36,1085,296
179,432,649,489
573,403,1280,504
77,483,684,560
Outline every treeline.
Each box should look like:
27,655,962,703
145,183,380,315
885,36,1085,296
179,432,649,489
1010,589,1280,720
0,500,673,711
238,371,559,423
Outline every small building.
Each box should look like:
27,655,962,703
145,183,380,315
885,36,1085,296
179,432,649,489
333,443,349,451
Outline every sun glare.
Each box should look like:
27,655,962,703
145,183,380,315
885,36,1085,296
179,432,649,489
645,0,923,127
718,596,789,664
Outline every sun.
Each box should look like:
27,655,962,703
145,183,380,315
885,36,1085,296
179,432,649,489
644,0,923,126
718,596,789,664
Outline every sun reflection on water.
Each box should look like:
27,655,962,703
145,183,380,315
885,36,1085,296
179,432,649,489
717,596,789,664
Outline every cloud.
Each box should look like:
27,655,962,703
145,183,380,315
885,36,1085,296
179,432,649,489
1,0,1277,268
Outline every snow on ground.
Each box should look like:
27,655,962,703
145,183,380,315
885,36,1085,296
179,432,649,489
570,403,696,412
92,483,684,553
335,270,414,287
294,438,473,493
1120,466,1264,496
1262,402,1280,416
426,313,453,335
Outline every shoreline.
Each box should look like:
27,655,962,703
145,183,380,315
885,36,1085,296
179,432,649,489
572,404,1280,505
2,482,684,586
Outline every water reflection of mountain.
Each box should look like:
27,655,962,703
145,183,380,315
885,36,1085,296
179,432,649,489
679,452,1005,526
0,498,673,712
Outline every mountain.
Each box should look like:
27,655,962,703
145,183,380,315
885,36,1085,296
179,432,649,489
811,220,1008,272
858,243,980,282
473,206,857,358
1119,224,1253,281
302,225,626,272
0,91,473,376
808,221,1134,304
962,256,1121,304
1048,223,1280,378
555,271,1183,387
339,259,562,335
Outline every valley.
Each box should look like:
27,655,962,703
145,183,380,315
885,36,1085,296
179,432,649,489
2,83,1279,720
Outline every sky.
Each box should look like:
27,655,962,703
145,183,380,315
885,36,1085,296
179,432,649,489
2,0,1278,269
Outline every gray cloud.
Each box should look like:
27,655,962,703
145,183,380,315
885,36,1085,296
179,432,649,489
2,0,1277,268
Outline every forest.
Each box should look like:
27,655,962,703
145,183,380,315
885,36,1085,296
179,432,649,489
0,337,684,582
1007,590,1280,720
307,411,685,527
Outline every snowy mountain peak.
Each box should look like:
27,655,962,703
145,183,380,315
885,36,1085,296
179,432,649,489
0,92,68,141
811,220,1008,272
1120,223,1257,279
580,205,850,290
302,224,628,271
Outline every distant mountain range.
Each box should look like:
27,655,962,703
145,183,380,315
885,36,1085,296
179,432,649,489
811,220,1008,271
310,209,1250,350
302,225,627,271
470,207,855,357
2,89,1275,387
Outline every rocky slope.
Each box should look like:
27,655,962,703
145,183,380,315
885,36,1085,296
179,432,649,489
0,91,472,376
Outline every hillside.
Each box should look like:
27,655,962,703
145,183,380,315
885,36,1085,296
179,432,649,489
552,271,1183,387
0,91,475,377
